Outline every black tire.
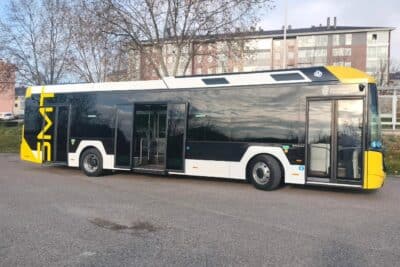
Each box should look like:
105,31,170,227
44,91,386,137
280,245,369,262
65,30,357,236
247,154,282,191
80,148,104,177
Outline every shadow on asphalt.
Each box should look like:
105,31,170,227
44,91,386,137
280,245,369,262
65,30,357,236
45,165,382,195
288,184,380,195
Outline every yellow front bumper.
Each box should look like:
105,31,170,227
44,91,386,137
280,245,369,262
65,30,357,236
363,151,385,189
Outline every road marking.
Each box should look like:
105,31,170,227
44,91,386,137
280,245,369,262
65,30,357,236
80,251,96,257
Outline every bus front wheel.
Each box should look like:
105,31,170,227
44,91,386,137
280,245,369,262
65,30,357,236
247,155,282,190
80,148,104,177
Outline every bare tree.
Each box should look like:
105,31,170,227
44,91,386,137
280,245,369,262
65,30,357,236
390,59,400,74
372,59,389,87
96,0,273,78
0,0,73,85
68,1,130,83
0,61,16,94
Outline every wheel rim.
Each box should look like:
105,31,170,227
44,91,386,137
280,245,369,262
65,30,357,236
252,162,271,185
83,154,99,173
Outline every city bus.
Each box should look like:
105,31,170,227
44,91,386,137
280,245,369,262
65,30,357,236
20,66,385,190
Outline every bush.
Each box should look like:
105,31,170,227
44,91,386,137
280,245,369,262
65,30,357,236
0,123,22,153
382,134,400,175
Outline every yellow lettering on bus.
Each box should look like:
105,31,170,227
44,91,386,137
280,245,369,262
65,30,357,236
36,87,55,162
37,106,54,140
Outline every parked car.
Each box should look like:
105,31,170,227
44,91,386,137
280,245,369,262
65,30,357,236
0,112,14,121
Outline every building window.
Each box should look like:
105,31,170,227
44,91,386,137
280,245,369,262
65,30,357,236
367,46,388,59
297,35,327,48
333,61,351,67
332,48,352,57
332,34,340,46
297,48,327,65
367,31,389,45
315,35,328,46
345,34,352,45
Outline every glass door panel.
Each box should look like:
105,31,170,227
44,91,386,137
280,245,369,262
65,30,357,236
336,100,363,180
54,106,70,163
166,103,187,171
133,104,167,170
307,101,332,178
114,104,134,168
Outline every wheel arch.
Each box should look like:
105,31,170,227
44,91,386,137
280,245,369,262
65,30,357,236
72,140,114,169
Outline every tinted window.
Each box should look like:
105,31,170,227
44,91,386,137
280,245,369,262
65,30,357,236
307,100,332,178
230,86,301,143
166,104,187,170
115,104,133,167
24,99,41,135
368,84,382,149
202,78,229,85
187,85,301,143
24,98,42,148
271,73,303,81
55,106,69,162
336,99,363,179
70,94,114,138
187,89,231,141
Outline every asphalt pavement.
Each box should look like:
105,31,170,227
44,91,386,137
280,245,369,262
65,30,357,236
1,153,400,267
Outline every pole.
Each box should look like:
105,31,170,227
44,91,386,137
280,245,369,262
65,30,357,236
393,89,397,130
282,0,288,69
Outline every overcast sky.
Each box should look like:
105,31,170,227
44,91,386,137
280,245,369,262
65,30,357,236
259,0,400,63
0,0,398,64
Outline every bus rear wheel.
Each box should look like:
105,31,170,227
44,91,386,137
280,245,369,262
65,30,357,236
247,155,282,190
80,148,104,177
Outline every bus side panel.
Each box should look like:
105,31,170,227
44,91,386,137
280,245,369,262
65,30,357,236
363,151,385,189
183,146,306,184
20,128,42,163
67,140,115,169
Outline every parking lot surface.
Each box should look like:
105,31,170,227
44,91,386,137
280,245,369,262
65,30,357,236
1,153,400,266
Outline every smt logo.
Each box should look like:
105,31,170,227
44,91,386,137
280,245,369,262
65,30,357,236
36,88,54,162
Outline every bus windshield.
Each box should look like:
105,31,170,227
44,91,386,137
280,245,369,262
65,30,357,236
368,84,382,150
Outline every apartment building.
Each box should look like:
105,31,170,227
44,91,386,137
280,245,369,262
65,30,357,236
130,18,394,85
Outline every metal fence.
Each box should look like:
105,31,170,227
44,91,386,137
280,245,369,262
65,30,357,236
379,86,400,131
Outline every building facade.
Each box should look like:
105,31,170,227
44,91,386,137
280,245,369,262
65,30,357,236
129,19,394,85
0,60,16,113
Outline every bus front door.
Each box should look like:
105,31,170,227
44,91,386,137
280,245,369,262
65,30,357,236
306,98,364,185
40,105,70,164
